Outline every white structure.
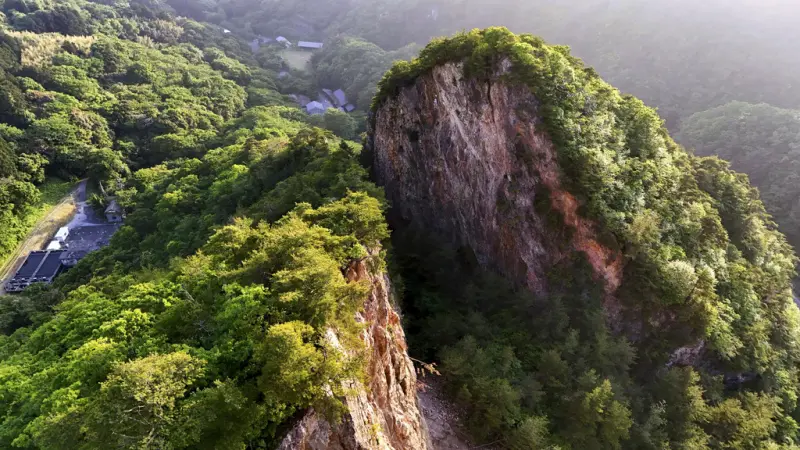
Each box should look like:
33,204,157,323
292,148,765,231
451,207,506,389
54,226,69,243
276,36,291,47
46,240,62,251
297,41,323,50
223,29,231,34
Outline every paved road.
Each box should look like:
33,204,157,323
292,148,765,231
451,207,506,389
67,180,105,228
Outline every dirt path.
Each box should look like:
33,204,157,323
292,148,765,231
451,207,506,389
0,181,82,294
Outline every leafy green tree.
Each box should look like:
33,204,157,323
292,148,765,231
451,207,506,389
322,108,357,140
80,352,205,448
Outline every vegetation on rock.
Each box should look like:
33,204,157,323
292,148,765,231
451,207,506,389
0,0,798,448
378,28,800,449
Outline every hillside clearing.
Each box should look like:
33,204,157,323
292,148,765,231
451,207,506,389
0,180,77,293
281,49,313,70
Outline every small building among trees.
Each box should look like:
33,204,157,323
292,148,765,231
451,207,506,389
306,101,326,115
104,200,124,223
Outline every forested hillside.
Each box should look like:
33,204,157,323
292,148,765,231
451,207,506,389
0,0,399,447
165,0,800,128
0,1,799,449
158,0,800,287
680,102,800,267
371,28,800,449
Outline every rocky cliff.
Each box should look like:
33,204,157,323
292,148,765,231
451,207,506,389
364,28,800,447
370,60,621,301
278,252,430,450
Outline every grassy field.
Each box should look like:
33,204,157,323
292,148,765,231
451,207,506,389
281,49,313,71
0,179,77,292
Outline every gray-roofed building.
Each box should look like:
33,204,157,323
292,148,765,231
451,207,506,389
332,89,347,107
306,101,326,115
317,94,334,110
297,41,323,50
105,199,124,223
276,36,291,47
5,250,66,292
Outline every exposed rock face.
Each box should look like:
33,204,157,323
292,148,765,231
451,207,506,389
369,62,621,299
278,252,429,450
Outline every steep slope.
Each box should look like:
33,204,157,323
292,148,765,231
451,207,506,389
678,102,800,261
0,2,431,448
278,251,428,450
0,124,431,449
368,28,800,448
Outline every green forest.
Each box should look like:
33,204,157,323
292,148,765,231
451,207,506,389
374,28,800,449
679,102,800,280
0,0,798,449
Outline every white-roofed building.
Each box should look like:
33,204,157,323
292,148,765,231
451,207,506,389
297,41,323,50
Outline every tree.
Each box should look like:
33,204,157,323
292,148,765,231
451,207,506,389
322,108,356,140
82,352,205,448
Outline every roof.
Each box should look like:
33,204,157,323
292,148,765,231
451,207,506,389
344,104,356,112
333,89,347,106
306,101,325,114
297,41,323,49
55,226,69,240
105,199,122,214
6,250,66,292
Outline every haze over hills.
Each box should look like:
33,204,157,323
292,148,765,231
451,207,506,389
0,1,799,449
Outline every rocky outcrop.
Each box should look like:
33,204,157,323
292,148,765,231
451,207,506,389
278,252,429,450
369,61,621,300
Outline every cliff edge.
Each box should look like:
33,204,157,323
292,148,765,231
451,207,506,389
278,252,430,450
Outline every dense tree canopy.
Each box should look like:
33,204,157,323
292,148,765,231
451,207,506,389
0,62,388,448
0,0,292,264
379,28,800,449
0,1,798,449
168,0,800,129
311,37,416,111
679,102,800,260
